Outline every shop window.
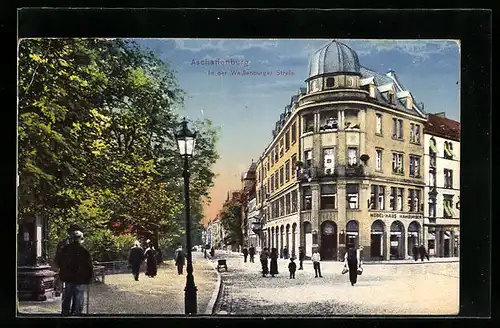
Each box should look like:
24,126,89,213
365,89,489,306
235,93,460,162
320,184,337,209
390,187,397,210
346,184,359,209
302,187,312,210
291,190,298,212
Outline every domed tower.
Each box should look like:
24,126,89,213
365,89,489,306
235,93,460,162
306,40,362,93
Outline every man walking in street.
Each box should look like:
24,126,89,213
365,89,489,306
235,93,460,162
412,244,419,261
249,245,256,263
298,246,305,270
419,244,430,261
128,241,144,281
175,248,186,275
311,248,322,278
55,230,93,316
242,245,249,263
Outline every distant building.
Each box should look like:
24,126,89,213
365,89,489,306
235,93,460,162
423,112,460,257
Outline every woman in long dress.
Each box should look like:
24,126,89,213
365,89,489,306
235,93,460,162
269,248,279,277
144,240,157,278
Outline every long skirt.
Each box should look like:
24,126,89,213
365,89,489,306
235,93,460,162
146,257,157,277
270,259,278,275
261,259,269,275
348,261,358,285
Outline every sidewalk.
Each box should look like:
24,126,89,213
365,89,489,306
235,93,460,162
18,252,219,315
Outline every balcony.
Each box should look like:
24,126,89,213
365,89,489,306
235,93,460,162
297,167,320,182
337,164,368,177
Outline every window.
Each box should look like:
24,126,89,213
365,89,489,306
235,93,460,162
397,188,404,211
291,122,297,144
324,117,338,130
274,145,279,161
323,148,335,174
429,196,436,218
392,153,404,174
279,197,285,216
279,166,284,186
415,189,421,212
291,154,297,178
320,184,337,209
285,130,290,150
267,160,270,171
370,185,377,209
291,190,298,212
390,187,397,210
415,125,421,144
302,187,312,210
285,193,291,215
429,137,437,156
376,149,382,171
346,184,359,209
376,113,382,135
378,186,386,210
274,171,279,189
304,150,312,168
348,147,358,166
398,119,403,139
326,77,335,88
270,175,275,193
443,194,454,218
392,118,397,138
444,142,454,159
304,115,314,133
285,160,290,182
410,123,415,143
408,189,415,212
429,168,436,187
279,138,284,157
409,155,421,177
271,151,274,165
444,169,453,188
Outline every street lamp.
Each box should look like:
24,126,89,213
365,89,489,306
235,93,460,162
175,117,197,315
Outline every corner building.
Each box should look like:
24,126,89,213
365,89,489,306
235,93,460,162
256,41,428,261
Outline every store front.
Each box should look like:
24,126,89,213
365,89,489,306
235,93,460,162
370,220,385,260
303,221,312,257
390,220,405,260
407,221,421,256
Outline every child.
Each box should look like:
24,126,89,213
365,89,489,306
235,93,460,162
288,257,297,279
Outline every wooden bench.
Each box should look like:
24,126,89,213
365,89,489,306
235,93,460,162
216,259,227,272
93,265,105,284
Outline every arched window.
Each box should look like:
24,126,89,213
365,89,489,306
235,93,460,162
326,77,335,88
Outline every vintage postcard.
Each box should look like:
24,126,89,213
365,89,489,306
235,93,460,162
17,38,461,316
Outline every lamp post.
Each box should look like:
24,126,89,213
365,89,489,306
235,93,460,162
175,117,197,315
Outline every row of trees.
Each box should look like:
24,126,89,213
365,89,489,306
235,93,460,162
18,38,219,261
218,197,244,248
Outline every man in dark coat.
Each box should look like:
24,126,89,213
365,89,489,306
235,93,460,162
249,245,256,263
344,243,360,286
242,245,249,263
298,246,305,270
288,257,297,279
269,248,279,277
412,245,419,261
128,241,144,281
55,231,93,316
175,249,186,275
419,244,430,261
283,246,289,260
260,247,269,277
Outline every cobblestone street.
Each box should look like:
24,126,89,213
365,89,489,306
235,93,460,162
18,252,218,315
212,251,459,316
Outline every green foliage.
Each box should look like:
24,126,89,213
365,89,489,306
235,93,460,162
18,38,220,260
218,200,243,246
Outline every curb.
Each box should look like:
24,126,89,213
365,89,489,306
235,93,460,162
205,258,222,315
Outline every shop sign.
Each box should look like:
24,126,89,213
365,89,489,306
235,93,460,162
390,241,398,246
370,212,423,220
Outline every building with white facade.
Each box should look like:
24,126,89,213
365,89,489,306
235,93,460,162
423,112,460,257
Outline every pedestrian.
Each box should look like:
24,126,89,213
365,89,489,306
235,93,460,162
283,246,289,260
344,243,361,286
175,248,186,275
144,240,157,278
298,246,305,270
55,230,93,316
210,246,215,257
249,244,256,263
412,244,419,261
269,248,279,277
128,241,144,281
260,247,269,277
288,257,297,279
311,248,323,278
242,245,249,263
54,224,81,296
419,244,430,261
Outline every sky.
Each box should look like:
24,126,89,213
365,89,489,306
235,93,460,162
134,39,460,223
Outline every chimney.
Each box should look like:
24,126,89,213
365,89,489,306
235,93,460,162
434,112,446,118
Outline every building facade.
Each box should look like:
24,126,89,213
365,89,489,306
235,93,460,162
256,40,431,261
423,113,460,257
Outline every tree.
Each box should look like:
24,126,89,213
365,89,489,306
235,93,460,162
218,200,243,246
18,38,219,259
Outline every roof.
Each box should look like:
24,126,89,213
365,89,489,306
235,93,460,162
424,113,461,141
308,40,361,78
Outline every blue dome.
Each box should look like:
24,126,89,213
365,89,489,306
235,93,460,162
308,40,360,78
